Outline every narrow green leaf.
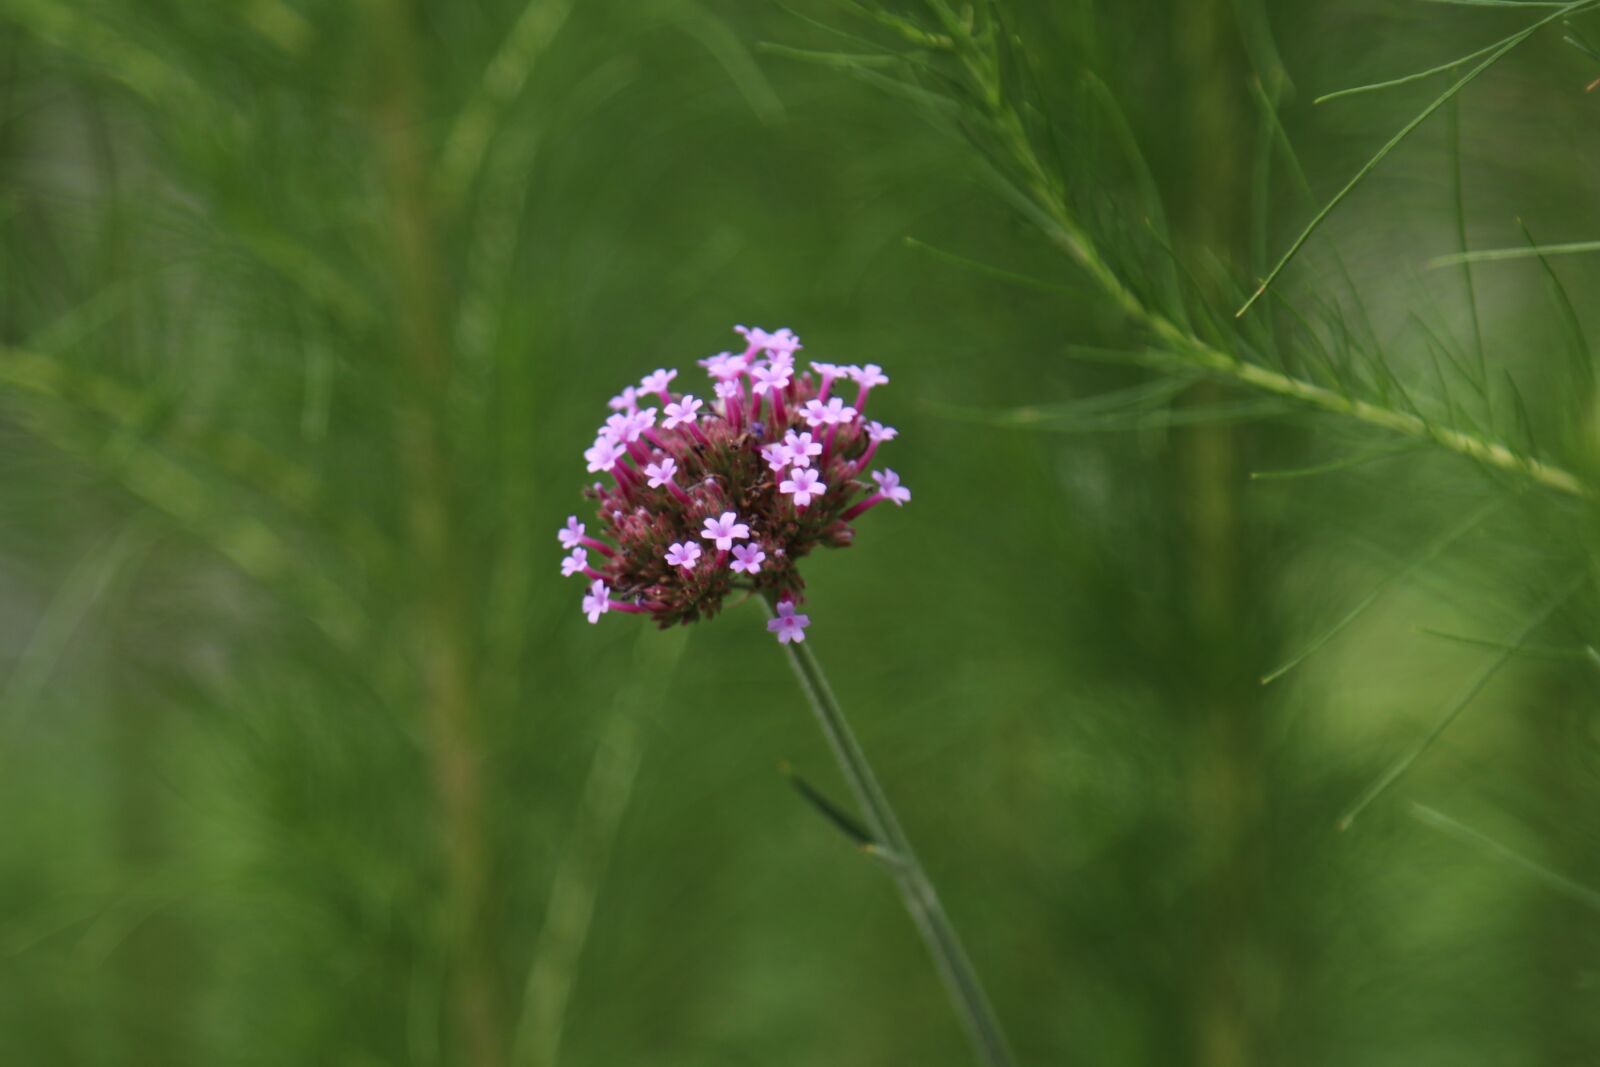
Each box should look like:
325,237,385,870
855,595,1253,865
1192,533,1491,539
1240,1,1595,317
1410,803,1600,911
1261,497,1505,685
1338,573,1585,830
779,761,879,851
903,236,1077,294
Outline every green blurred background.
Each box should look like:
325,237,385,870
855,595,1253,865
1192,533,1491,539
3,1,1600,1064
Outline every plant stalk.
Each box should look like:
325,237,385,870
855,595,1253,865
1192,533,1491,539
763,594,1016,1067
960,26,1592,501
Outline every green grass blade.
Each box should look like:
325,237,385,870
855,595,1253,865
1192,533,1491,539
1261,496,1505,685
903,236,1077,294
1410,803,1600,911
1239,1,1594,317
1338,572,1586,830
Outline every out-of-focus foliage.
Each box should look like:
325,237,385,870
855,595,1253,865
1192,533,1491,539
2,1,1599,1065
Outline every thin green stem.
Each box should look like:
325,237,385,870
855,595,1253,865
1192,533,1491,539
763,594,1016,1067
912,5,1596,501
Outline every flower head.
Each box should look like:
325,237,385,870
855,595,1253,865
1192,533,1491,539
664,541,703,570
872,468,911,506
766,599,810,644
701,511,751,550
582,580,611,624
730,544,765,575
779,467,825,508
566,326,907,640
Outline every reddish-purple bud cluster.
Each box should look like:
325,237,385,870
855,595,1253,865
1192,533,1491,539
560,326,909,643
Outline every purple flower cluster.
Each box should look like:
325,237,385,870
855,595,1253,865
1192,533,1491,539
560,325,910,643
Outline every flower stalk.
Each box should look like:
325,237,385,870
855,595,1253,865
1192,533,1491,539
764,592,1016,1067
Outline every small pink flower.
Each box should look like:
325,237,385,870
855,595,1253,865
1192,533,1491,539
760,442,790,471
783,429,822,466
561,547,589,577
810,360,841,379
583,580,611,624
558,516,585,550
608,386,639,412
701,511,751,550
640,368,678,394
779,467,825,508
730,544,766,575
872,469,911,506
584,436,625,473
700,351,746,380
866,421,897,443
662,395,703,429
737,325,802,360
750,362,792,395
604,408,657,444
801,396,857,428
665,541,703,570
714,380,741,404
766,599,810,644
850,363,889,390
644,457,678,488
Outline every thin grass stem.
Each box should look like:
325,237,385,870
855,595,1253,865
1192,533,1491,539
763,593,1016,1067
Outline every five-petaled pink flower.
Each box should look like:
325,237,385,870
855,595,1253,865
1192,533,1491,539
700,351,746,380
644,457,677,488
866,421,897,443
701,511,751,550
760,442,790,471
583,580,611,624
766,599,810,644
873,469,911,506
750,363,792,395
851,364,889,390
801,396,857,428
730,544,765,575
737,325,802,360
664,541,703,570
662,395,702,429
608,386,639,412
783,429,822,466
558,516,585,550
780,467,825,508
604,408,656,444
584,436,625,473
640,368,677,394
561,547,589,577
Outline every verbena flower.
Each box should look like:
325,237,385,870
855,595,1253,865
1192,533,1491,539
766,598,810,644
561,325,910,640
